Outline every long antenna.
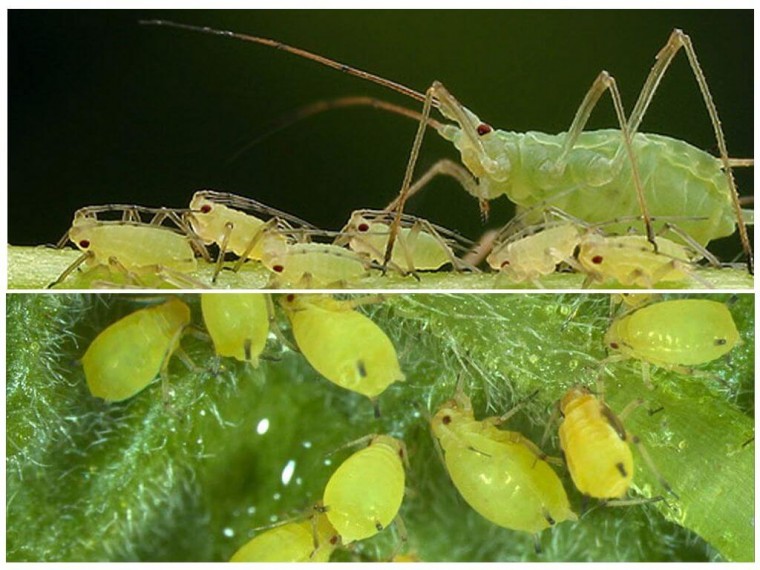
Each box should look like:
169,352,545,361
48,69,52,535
139,20,432,106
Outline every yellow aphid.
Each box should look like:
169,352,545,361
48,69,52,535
339,209,470,273
558,386,634,499
430,391,576,535
486,222,581,282
200,293,270,364
263,243,370,288
229,511,338,562
187,190,295,262
322,435,406,543
605,299,740,367
578,234,699,287
82,298,191,402
280,294,405,399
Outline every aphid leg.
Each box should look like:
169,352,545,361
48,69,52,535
383,85,435,272
640,361,653,390
265,294,299,353
600,495,665,508
539,401,562,449
383,159,480,213
533,533,543,555
212,221,234,283
107,256,145,287
47,251,93,288
555,70,654,249
385,515,409,561
326,434,379,456
462,229,498,267
615,398,645,423
629,433,678,499
231,218,279,274
492,389,540,426
626,29,753,273
660,222,721,268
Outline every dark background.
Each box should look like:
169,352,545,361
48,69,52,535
9,10,753,258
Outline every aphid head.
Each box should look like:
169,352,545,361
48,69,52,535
68,219,97,251
559,385,592,414
430,399,467,439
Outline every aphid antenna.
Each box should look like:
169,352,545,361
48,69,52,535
227,95,445,163
494,389,541,426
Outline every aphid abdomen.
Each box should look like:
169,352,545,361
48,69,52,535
82,299,191,401
605,299,740,366
200,293,269,363
289,305,403,398
323,436,405,543
512,130,734,244
229,514,337,562
559,391,633,499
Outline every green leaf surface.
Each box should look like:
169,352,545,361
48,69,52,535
6,293,754,561
7,245,755,290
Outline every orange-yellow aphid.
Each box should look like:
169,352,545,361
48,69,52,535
430,390,576,535
322,435,406,543
558,386,634,499
605,299,740,368
82,298,191,402
279,294,405,399
200,293,270,364
229,511,339,562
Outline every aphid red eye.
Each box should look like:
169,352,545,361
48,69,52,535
609,342,619,349
329,535,339,545
200,204,212,214
442,415,452,425
357,223,370,232
286,294,295,302
272,264,284,273
477,123,493,136
591,255,604,264
78,240,90,249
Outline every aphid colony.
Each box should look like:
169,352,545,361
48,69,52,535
50,189,742,289
128,21,752,280
79,294,741,560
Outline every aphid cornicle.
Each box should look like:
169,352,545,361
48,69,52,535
200,293,270,364
430,390,576,535
322,435,406,543
558,386,634,499
279,294,405,400
82,298,191,402
140,21,753,272
229,511,339,562
604,299,740,369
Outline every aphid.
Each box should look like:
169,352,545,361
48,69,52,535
557,386,638,499
50,205,206,288
279,294,405,401
263,243,371,288
430,389,576,537
141,21,753,272
229,511,339,562
486,222,581,283
321,435,406,543
336,209,475,274
82,298,191,402
187,190,315,280
604,299,740,381
200,293,270,364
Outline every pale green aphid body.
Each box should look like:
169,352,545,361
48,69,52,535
443,126,736,246
82,298,191,402
605,299,740,367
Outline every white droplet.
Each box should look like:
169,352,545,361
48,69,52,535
281,459,296,486
223,527,234,538
256,418,270,435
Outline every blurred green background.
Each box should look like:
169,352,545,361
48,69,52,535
9,10,753,259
